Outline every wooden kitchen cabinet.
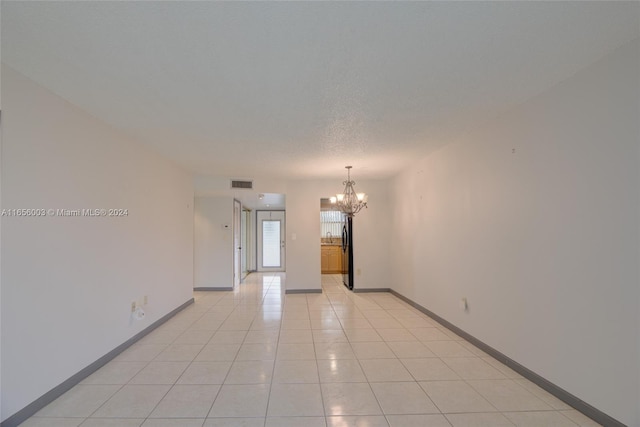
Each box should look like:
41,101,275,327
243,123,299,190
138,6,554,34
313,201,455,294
321,245,343,273
321,249,329,271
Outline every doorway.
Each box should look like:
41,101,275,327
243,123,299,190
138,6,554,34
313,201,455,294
241,207,251,280
320,199,344,275
257,210,286,272
233,200,242,287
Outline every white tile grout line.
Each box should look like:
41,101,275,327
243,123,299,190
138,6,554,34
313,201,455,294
24,274,599,427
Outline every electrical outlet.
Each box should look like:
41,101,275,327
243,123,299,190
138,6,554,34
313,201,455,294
131,302,136,313
357,268,361,276
460,298,468,312
143,295,148,305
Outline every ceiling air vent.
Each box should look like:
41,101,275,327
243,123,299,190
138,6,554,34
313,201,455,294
231,179,253,189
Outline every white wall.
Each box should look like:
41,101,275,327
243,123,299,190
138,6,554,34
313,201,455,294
0,66,194,422
194,175,287,199
194,196,234,289
390,39,639,426
286,178,391,291
0,7,3,414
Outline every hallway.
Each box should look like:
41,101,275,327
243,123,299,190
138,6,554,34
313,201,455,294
22,274,598,426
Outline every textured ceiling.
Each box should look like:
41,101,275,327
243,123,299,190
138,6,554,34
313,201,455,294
2,1,639,180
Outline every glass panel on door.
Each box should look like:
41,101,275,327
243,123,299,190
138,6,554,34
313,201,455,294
262,220,281,268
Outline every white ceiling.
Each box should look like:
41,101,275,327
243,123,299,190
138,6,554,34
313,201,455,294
240,192,286,211
2,1,639,180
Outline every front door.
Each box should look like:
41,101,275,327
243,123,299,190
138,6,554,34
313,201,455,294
257,210,286,272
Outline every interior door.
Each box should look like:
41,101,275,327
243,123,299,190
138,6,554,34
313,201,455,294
233,200,241,287
257,210,286,272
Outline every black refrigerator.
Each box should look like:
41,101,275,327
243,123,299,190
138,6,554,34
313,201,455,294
341,214,353,290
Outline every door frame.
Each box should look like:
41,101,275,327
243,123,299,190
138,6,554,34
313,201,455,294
241,207,251,280
233,199,242,287
256,210,286,272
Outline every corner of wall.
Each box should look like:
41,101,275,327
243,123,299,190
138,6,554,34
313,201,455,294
388,40,640,425
1,67,194,422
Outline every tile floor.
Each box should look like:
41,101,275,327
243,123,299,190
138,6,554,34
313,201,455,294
22,273,601,427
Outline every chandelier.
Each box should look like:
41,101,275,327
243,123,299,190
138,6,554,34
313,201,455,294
330,166,368,216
